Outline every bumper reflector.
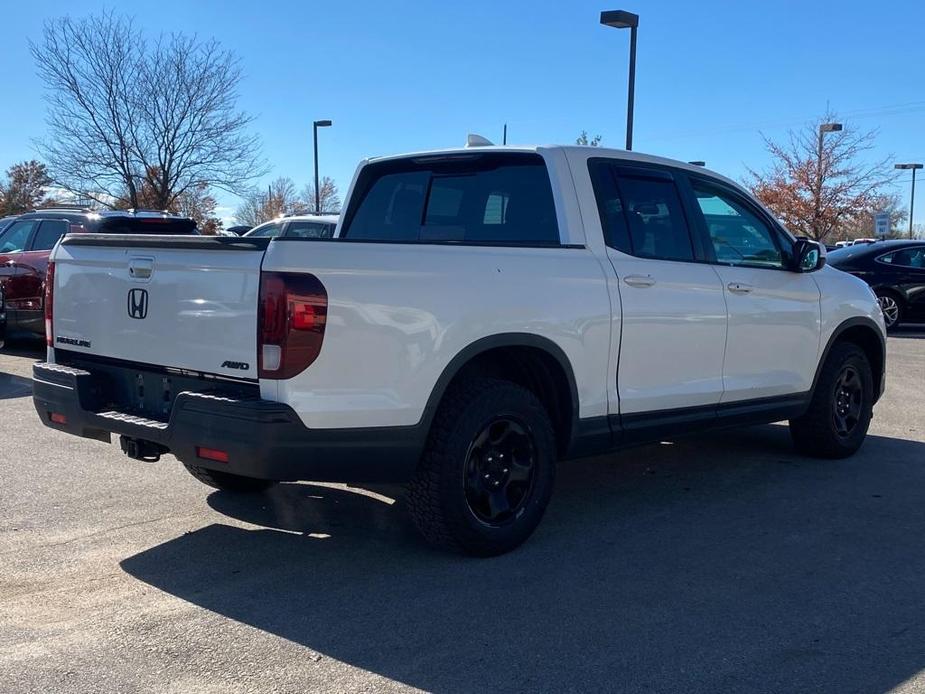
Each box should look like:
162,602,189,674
50,412,68,425
196,446,229,463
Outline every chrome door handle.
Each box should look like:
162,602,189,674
624,274,656,288
727,282,753,294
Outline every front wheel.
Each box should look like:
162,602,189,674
408,378,556,556
790,342,873,459
182,463,277,493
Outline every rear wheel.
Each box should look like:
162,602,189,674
875,290,903,330
408,378,556,556
789,342,873,459
182,463,277,493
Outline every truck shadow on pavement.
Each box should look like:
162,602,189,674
0,373,33,400
121,425,925,693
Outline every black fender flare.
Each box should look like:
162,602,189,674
418,332,581,435
811,316,886,403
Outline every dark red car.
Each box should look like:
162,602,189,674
0,209,196,342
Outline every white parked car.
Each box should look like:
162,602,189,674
245,214,338,240
34,145,886,555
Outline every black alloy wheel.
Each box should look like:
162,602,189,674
832,365,863,437
464,416,537,525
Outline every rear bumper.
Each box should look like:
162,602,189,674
32,361,422,483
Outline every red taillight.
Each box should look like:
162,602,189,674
44,261,55,347
50,412,67,425
258,272,327,379
196,446,229,463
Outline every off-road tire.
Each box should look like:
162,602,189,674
182,463,277,493
408,378,556,556
789,342,873,459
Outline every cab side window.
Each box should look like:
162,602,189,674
692,181,784,269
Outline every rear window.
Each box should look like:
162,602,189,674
341,153,560,245
32,220,69,251
97,218,198,235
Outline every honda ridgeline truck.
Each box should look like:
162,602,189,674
33,145,886,555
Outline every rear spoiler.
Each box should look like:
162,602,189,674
59,234,272,251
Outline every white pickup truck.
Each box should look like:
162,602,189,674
34,145,886,555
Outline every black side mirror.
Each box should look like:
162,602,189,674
792,239,826,272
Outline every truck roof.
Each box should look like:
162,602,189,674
365,144,746,194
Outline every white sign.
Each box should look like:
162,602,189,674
874,211,890,238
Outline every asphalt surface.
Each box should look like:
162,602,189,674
1,329,924,694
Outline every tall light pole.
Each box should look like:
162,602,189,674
814,122,842,238
895,163,923,238
313,119,332,213
600,10,639,151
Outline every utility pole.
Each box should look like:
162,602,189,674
895,163,923,238
313,119,333,213
600,10,639,150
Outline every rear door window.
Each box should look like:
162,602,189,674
879,247,925,268
588,160,695,261
341,153,560,245
285,221,335,239
30,220,69,251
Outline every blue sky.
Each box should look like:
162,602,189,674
2,0,923,228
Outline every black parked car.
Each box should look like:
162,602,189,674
828,239,925,329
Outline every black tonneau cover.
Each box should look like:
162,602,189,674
60,234,272,251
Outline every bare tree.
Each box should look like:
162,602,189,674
299,176,341,213
32,11,265,209
0,160,54,214
576,131,602,147
745,111,898,241
234,177,302,227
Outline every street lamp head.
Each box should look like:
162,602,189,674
314,119,333,128
819,122,843,134
600,9,639,29
895,163,924,170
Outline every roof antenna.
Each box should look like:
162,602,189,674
466,133,494,148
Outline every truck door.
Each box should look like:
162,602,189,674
587,160,728,431
686,177,821,401
0,219,41,313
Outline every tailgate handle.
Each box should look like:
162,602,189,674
128,258,154,280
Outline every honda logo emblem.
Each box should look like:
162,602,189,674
127,288,149,319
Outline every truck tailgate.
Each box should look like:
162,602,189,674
51,235,267,380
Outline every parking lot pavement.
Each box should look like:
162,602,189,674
0,331,923,694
